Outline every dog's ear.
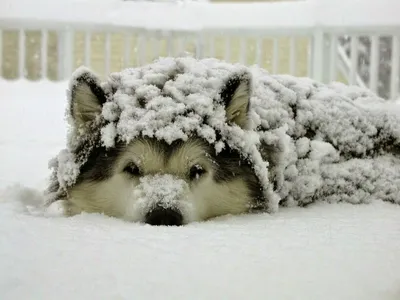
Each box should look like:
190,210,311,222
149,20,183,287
219,71,252,129
69,69,106,128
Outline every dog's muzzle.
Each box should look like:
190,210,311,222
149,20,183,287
144,206,183,226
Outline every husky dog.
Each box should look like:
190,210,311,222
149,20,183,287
49,64,266,226
47,57,400,226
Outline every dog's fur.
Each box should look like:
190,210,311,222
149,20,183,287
48,59,400,226
52,69,266,226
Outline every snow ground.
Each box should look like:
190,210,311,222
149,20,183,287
0,80,400,300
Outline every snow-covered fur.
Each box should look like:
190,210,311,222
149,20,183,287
46,57,400,225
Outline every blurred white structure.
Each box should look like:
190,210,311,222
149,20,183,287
0,0,399,99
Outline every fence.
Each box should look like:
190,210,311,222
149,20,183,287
0,0,399,100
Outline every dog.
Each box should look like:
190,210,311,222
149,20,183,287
46,57,400,226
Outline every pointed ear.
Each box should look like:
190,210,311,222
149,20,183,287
69,68,106,129
220,71,252,129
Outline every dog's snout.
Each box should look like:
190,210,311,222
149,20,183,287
145,207,183,226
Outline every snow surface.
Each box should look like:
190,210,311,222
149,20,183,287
1,79,400,300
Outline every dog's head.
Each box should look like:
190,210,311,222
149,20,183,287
63,67,264,225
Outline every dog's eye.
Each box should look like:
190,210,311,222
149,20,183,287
189,164,206,181
123,163,141,177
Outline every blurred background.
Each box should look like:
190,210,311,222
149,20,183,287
1,0,399,99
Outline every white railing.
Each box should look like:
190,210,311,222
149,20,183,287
0,0,399,100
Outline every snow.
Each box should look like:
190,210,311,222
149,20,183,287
0,80,67,189
127,174,195,223
1,77,400,300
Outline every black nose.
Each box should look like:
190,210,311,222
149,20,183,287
145,207,183,226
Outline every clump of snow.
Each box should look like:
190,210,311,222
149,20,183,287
100,123,117,148
48,149,80,188
296,137,310,158
0,184,65,217
50,57,400,211
309,140,339,162
134,175,189,207
125,174,194,222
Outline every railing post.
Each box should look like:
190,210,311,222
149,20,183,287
196,32,205,59
272,38,279,74
311,29,332,83
328,35,338,82
58,28,74,80
41,29,48,79
136,33,144,66
368,35,380,93
104,32,111,77
18,29,26,79
166,32,174,57
0,29,2,78
390,35,400,100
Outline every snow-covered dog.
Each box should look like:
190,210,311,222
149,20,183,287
46,57,400,225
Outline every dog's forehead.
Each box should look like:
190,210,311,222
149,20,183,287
116,137,211,170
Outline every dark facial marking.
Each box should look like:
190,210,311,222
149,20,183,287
189,164,206,181
137,97,146,108
211,145,265,206
75,140,125,184
123,162,142,177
